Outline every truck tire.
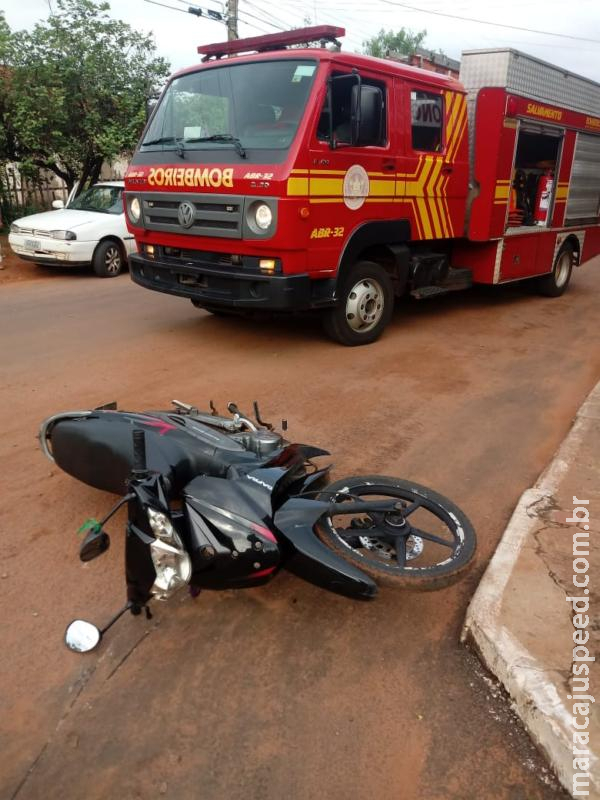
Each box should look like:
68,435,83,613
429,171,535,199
536,243,574,297
323,260,394,346
93,240,124,278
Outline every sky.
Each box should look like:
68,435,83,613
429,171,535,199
2,0,600,83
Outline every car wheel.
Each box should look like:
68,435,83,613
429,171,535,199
93,240,124,278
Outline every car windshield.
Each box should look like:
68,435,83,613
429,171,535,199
68,186,123,214
141,59,318,154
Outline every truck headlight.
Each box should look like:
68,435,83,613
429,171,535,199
147,507,191,599
255,203,272,230
128,196,141,224
50,230,77,240
10,223,22,234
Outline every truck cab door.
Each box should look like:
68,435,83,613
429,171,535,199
302,69,398,273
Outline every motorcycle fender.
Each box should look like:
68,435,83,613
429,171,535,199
274,498,377,598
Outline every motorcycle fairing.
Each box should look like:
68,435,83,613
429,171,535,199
274,499,377,598
183,475,281,588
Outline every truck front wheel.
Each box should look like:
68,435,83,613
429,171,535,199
323,261,394,346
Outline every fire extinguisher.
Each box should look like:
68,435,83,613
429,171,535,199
534,169,554,225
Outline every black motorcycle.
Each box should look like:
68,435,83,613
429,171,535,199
39,400,476,652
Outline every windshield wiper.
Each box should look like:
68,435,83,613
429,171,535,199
142,136,178,146
142,136,185,158
184,134,247,159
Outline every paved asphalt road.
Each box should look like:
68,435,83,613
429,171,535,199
2,258,599,799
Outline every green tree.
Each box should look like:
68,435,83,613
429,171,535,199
363,27,427,59
1,0,170,191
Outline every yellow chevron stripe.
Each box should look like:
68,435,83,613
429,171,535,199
437,175,450,238
406,157,432,195
416,197,434,239
437,165,453,239
407,198,424,239
442,180,453,237
448,99,467,163
445,92,460,156
425,160,443,238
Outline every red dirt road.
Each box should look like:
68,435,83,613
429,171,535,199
2,253,598,799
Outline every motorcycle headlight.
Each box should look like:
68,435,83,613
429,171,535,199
254,203,272,230
147,507,174,542
50,230,77,240
147,507,191,599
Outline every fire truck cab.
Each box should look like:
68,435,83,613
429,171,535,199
125,27,600,345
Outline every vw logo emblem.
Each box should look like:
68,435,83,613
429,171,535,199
177,201,195,228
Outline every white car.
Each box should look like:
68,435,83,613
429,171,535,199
8,181,135,277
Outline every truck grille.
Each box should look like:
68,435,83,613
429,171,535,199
141,192,244,239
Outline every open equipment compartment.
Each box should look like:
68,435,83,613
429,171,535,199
508,121,563,230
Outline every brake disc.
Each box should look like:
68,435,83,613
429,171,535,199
358,534,424,561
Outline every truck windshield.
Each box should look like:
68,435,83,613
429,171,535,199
141,59,318,155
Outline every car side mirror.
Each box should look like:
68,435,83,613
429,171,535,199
52,199,65,210
351,84,384,146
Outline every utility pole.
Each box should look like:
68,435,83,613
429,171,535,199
226,0,239,39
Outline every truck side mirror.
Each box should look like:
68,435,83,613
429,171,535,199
351,84,384,146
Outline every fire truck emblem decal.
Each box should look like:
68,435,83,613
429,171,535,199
177,201,195,228
343,165,370,210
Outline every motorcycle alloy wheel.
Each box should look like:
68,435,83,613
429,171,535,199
315,475,476,590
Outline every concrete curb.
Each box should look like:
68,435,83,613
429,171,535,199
462,382,600,799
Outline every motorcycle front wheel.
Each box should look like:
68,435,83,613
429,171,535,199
315,475,476,590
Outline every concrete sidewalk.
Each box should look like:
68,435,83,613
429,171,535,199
463,382,600,798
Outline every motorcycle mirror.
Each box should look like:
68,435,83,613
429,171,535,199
79,528,110,562
64,620,102,653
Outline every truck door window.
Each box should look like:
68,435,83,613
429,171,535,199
317,75,386,147
411,91,443,152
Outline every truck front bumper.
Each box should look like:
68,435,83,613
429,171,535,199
129,253,335,311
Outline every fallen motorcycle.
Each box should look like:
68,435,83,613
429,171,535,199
39,400,476,652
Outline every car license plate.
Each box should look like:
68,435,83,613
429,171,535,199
24,238,42,251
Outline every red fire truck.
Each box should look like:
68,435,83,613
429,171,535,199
124,26,600,345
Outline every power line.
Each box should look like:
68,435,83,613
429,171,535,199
144,0,223,20
244,0,301,31
237,9,286,31
376,0,600,44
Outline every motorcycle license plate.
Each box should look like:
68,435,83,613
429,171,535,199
24,238,42,251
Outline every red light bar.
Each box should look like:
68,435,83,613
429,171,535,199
197,25,345,60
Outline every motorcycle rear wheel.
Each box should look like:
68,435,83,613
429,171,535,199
315,475,476,590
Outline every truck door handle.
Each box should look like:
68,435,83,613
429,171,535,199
382,160,396,172
442,165,454,174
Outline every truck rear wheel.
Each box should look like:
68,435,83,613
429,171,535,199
323,261,394,346
536,243,574,297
